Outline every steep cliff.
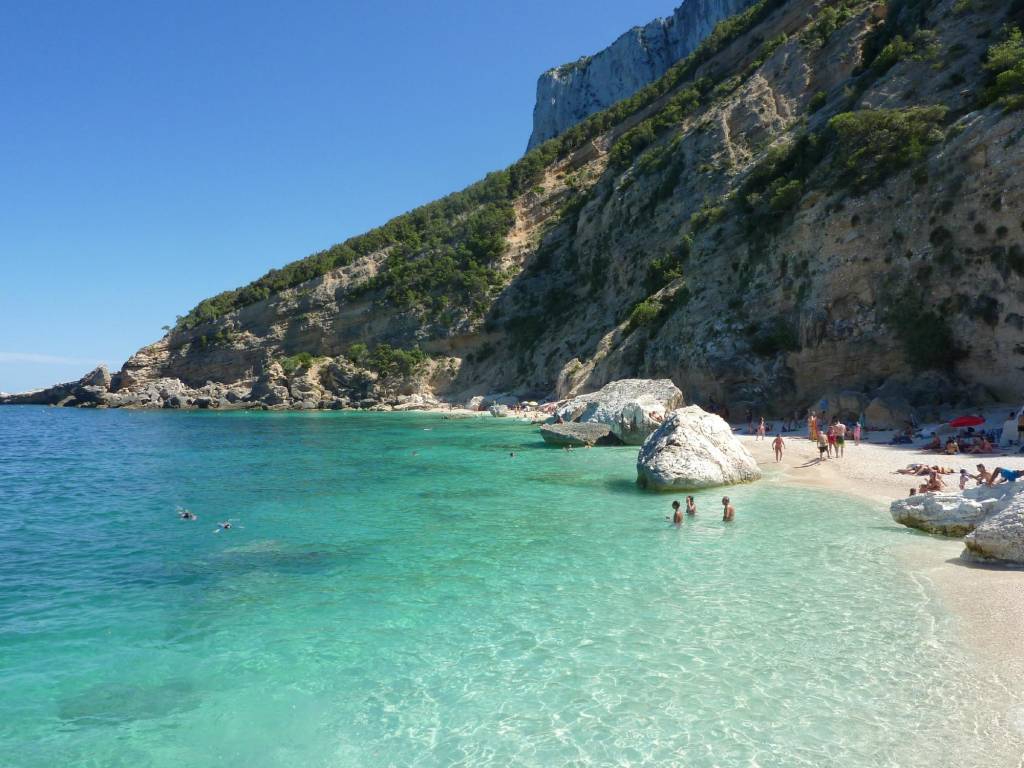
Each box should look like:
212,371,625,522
8,0,1024,415
528,0,757,150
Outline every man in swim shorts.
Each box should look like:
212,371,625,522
987,467,1024,485
834,420,846,458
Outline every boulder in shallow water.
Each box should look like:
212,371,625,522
554,378,684,445
540,422,620,447
636,405,761,490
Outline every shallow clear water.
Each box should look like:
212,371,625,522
0,407,1011,766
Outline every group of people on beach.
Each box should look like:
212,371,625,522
923,432,996,455
902,462,1024,496
668,496,734,523
807,411,860,460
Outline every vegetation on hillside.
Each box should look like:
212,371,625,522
983,25,1024,110
346,343,428,378
174,0,792,332
828,106,947,191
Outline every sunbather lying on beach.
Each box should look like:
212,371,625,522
895,463,928,475
986,467,1024,485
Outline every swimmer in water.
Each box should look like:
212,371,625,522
178,509,197,521
670,500,683,524
686,496,697,516
721,496,735,522
214,521,232,533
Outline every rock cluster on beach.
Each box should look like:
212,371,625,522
636,405,761,490
890,483,1024,566
552,379,684,445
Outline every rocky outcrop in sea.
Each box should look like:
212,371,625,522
552,378,684,445
528,0,756,148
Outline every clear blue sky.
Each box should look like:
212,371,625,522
0,0,673,392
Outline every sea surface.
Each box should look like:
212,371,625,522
0,407,1014,766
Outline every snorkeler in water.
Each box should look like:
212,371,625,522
214,521,232,533
177,508,197,521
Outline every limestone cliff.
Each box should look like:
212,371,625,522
528,0,757,149
7,0,1024,415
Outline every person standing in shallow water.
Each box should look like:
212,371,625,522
772,433,785,462
721,497,735,521
671,500,683,525
686,496,697,516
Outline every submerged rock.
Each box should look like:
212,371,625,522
636,405,761,490
540,422,620,447
554,378,684,445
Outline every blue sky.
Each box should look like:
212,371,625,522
0,0,673,392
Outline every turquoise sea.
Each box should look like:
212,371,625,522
0,407,1014,766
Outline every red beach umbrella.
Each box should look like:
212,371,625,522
948,415,985,428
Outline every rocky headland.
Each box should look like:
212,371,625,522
5,0,1024,423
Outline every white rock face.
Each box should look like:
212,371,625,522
636,405,761,490
891,482,1024,565
964,505,1024,565
527,0,756,149
889,489,1004,537
554,378,684,445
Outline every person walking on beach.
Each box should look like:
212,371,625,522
772,433,785,462
834,420,846,458
853,421,862,446
721,497,735,522
686,496,697,516
817,430,829,460
671,500,683,524
826,424,836,458
756,417,766,440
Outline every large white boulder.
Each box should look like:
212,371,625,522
889,482,1020,537
554,378,684,445
636,405,761,490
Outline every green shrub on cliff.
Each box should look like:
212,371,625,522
982,26,1024,111
626,299,663,333
280,352,315,374
828,106,947,191
883,290,964,371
